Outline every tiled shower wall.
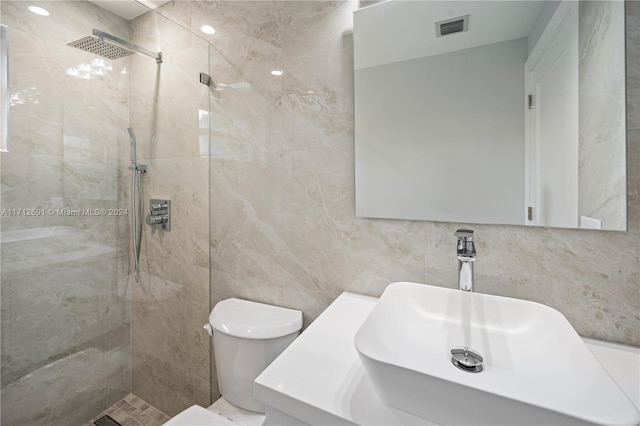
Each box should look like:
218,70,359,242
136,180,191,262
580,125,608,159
152,0,639,404
128,10,212,417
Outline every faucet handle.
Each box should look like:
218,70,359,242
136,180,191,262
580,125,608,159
455,229,474,241
455,229,476,258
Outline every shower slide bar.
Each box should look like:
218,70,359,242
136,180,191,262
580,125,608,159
128,128,146,283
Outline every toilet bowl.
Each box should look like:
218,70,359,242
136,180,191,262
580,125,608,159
163,298,303,425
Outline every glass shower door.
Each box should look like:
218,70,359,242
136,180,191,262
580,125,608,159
1,1,132,424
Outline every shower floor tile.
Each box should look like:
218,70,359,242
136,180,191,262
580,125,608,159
85,393,171,426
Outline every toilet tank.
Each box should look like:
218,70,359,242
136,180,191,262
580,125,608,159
210,298,303,413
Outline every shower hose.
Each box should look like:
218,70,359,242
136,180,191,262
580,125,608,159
131,167,143,282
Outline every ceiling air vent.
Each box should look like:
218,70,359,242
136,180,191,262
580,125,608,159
435,15,469,38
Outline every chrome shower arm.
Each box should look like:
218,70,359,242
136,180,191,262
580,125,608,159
92,29,162,64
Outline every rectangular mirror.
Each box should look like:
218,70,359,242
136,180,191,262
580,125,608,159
354,0,626,231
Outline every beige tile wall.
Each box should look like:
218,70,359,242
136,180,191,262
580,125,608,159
199,0,640,343
216,0,639,331
153,0,639,406
128,10,212,416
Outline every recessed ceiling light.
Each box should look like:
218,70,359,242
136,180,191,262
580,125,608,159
200,25,216,35
271,70,283,76
28,6,50,16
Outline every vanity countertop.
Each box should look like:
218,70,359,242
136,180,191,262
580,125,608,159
254,292,640,425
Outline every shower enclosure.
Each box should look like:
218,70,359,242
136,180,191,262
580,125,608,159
0,1,212,424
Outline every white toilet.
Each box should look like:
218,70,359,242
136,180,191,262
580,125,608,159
164,298,303,425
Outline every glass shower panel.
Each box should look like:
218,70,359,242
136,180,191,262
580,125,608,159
1,1,132,424
127,7,213,414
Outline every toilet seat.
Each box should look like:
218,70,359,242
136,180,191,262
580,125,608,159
163,405,234,425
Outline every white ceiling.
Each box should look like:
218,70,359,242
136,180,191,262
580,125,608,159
87,0,169,21
354,1,546,70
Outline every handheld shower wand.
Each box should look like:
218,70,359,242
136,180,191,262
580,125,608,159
128,127,137,170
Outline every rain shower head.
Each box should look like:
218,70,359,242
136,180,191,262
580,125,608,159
67,29,162,63
68,35,134,60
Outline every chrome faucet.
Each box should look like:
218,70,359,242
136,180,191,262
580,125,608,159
455,229,476,292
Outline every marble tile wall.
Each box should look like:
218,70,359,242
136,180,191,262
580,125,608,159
161,0,638,351
140,0,640,407
0,1,132,424
128,10,212,417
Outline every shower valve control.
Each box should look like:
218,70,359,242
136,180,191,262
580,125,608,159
150,201,167,212
146,199,170,230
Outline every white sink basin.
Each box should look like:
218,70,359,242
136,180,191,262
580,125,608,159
354,282,640,425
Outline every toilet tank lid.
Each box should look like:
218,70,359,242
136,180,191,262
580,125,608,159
210,298,303,339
